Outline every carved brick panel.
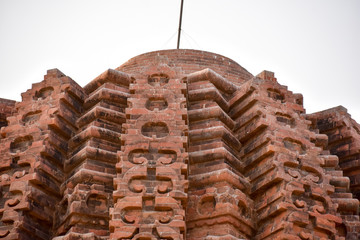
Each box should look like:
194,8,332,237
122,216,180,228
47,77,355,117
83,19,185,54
0,69,85,240
1,50,360,240
110,71,188,239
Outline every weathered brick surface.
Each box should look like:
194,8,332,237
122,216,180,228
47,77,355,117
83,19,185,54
0,50,359,240
232,71,346,239
185,68,255,239
116,49,254,87
307,107,360,239
110,65,188,239
0,98,16,129
53,69,130,239
0,69,84,239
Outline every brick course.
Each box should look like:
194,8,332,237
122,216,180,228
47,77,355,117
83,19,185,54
0,98,16,128
0,50,359,239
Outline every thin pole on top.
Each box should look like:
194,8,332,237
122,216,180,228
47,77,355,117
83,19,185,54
177,0,184,49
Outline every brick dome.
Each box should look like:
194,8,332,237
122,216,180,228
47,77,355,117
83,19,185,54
116,49,253,85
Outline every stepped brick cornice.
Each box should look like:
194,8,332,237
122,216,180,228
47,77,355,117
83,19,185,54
0,50,359,240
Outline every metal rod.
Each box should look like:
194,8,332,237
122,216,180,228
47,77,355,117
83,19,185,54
177,0,184,49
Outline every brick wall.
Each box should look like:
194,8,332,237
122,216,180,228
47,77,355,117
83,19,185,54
0,98,16,128
0,50,359,240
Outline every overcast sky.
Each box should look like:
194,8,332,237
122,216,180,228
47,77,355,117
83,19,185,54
0,0,359,121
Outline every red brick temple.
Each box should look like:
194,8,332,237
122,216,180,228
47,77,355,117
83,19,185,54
0,49,359,239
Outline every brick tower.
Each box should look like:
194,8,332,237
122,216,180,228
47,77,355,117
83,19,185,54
0,49,359,239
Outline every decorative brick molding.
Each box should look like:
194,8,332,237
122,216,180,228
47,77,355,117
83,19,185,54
0,50,359,239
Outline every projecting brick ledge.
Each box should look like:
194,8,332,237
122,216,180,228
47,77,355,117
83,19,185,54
0,49,359,240
0,98,16,129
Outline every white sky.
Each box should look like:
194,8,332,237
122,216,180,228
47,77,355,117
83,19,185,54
0,0,359,121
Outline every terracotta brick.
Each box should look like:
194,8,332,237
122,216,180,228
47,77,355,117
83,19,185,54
307,107,360,239
0,98,16,129
0,50,359,239
0,69,85,239
110,72,188,239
